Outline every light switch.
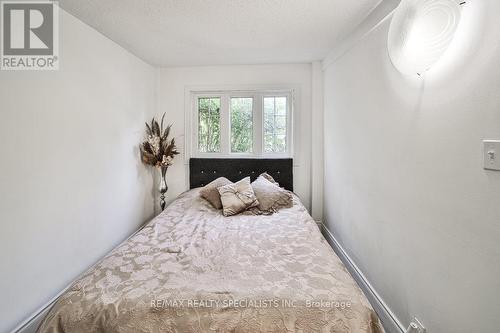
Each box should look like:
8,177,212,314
483,140,500,171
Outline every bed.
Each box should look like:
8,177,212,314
38,158,384,333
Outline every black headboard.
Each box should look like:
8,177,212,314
190,158,293,191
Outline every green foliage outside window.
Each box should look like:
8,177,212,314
198,97,221,152
264,97,287,153
198,95,287,154
231,97,253,153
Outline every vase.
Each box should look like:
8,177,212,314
159,166,168,211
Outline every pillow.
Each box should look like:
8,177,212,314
251,174,293,213
200,177,232,209
259,172,280,186
218,177,259,216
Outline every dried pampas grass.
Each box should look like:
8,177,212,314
140,113,179,168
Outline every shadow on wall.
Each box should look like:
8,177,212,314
134,144,158,219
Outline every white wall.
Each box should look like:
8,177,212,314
0,10,156,332
323,1,500,332
158,64,316,213
311,62,324,222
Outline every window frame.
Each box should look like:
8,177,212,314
262,94,290,154
229,95,255,154
189,89,294,159
197,95,223,153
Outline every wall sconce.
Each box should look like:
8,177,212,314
388,0,463,76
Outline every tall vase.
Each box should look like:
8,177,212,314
159,166,168,211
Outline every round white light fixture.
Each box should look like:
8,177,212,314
388,0,462,75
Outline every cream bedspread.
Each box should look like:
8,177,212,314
39,189,384,333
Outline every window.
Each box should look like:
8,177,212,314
192,89,292,157
264,96,287,153
198,97,221,152
230,97,253,153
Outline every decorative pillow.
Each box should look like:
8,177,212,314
200,177,232,209
251,174,293,213
218,177,259,216
259,172,280,186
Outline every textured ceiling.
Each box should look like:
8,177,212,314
58,0,381,67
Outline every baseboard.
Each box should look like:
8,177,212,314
321,225,406,333
12,301,56,333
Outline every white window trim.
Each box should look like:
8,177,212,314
185,86,295,160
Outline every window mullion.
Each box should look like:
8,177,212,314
220,94,230,155
273,97,277,152
254,93,263,156
287,92,293,157
192,95,198,156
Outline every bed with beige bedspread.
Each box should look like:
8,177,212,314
39,189,384,333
